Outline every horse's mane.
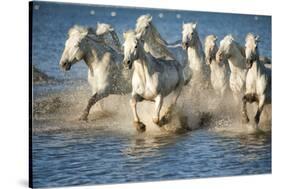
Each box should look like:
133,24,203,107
68,25,89,38
67,25,99,41
221,35,245,57
150,23,168,46
245,33,256,42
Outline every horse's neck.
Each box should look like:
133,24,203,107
249,58,266,78
187,38,204,70
134,48,154,83
83,42,114,73
228,45,246,73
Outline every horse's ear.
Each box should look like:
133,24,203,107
182,22,186,29
108,26,114,32
135,32,142,40
214,35,218,41
192,22,197,29
148,14,152,22
255,35,260,42
123,32,127,39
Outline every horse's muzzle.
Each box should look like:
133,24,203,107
60,61,71,71
182,42,189,50
246,59,254,69
123,60,132,70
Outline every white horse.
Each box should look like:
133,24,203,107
123,31,185,132
135,14,191,85
204,35,229,97
216,35,247,103
135,14,176,60
242,33,271,128
59,24,130,121
182,22,209,88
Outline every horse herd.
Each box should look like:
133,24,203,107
59,14,271,132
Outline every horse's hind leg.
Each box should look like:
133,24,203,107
79,93,107,121
130,94,146,132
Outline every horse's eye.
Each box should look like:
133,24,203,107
191,32,194,36
135,45,138,49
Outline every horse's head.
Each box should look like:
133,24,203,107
245,33,259,69
204,35,218,65
182,22,198,50
135,14,152,40
59,25,89,71
122,30,141,69
216,35,234,62
96,22,114,36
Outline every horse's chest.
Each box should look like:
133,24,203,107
229,69,246,93
210,64,227,88
132,73,159,98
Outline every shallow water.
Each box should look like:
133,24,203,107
31,2,271,188
32,118,271,188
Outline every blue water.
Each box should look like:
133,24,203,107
31,1,271,188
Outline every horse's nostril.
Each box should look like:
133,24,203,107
127,60,131,64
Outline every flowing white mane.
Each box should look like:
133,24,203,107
220,35,234,50
135,14,174,60
220,35,245,56
136,14,167,45
68,25,89,39
67,25,103,43
96,23,122,53
204,34,217,59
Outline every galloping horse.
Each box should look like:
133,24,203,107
242,33,271,128
123,31,185,132
135,14,176,61
204,35,229,97
59,24,130,121
135,14,191,83
216,35,247,104
182,22,209,88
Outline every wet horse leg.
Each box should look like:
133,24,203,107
242,94,250,123
254,95,265,129
241,93,258,124
130,94,146,132
152,95,163,125
160,86,182,125
79,93,107,121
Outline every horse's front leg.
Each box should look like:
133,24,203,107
160,86,182,125
242,94,250,123
79,93,107,121
152,95,163,125
254,95,265,129
130,94,146,132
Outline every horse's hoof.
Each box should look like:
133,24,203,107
133,121,146,133
242,116,249,124
78,114,88,122
152,117,160,125
158,113,172,126
254,116,260,126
